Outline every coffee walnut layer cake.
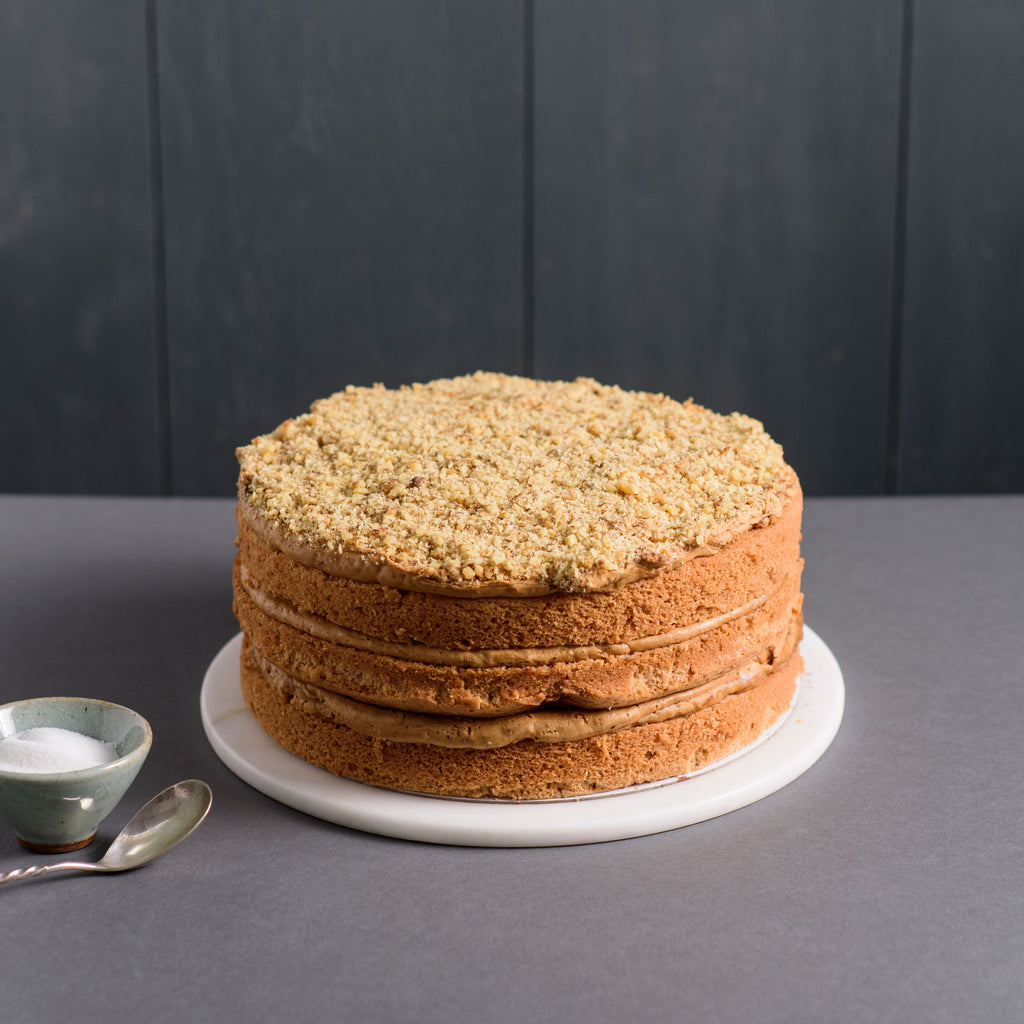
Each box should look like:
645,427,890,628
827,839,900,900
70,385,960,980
233,372,804,799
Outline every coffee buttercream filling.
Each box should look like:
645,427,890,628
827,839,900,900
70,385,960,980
238,563,776,668
248,637,798,750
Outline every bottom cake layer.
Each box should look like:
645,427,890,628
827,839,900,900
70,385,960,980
239,639,803,800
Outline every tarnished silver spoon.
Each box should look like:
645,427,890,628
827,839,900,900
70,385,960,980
0,779,212,886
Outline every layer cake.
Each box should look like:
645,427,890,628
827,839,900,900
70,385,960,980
233,373,804,799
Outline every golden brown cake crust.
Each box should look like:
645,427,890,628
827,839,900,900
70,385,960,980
239,638,802,800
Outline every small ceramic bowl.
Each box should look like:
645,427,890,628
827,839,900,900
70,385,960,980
0,697,152,853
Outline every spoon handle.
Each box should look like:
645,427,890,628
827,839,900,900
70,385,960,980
0,861,97,886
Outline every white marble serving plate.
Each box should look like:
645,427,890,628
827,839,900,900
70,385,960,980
201,627,843,847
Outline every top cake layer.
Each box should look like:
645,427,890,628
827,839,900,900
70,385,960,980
236,372,794,596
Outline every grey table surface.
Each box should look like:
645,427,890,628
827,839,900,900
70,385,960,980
0,493,1021,1024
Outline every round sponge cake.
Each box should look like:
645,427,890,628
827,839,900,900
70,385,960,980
233,373,804,799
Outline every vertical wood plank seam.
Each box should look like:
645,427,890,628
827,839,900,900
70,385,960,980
521,0,536,378
885,0,915,495
145,0,173,495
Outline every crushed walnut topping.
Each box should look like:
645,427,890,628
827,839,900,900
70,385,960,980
236,372,791,591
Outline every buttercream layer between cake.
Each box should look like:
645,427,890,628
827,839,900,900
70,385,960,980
233,560,803,715
239,637,803,799
234,477,801,649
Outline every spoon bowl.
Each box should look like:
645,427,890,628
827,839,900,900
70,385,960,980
0,779,212,886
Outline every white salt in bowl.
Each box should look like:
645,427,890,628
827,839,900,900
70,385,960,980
0,697,152,853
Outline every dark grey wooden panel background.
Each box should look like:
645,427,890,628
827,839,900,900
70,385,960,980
2,0,1022,498
0,0,158,494
534,1,900,495
158,0,524,495
898,1,1024,494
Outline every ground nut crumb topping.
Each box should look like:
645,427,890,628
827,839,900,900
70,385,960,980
236,373,791,592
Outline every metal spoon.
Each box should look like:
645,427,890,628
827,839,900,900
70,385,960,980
0,779,212,886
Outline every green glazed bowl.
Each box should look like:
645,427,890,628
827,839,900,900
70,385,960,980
0,697,152,853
